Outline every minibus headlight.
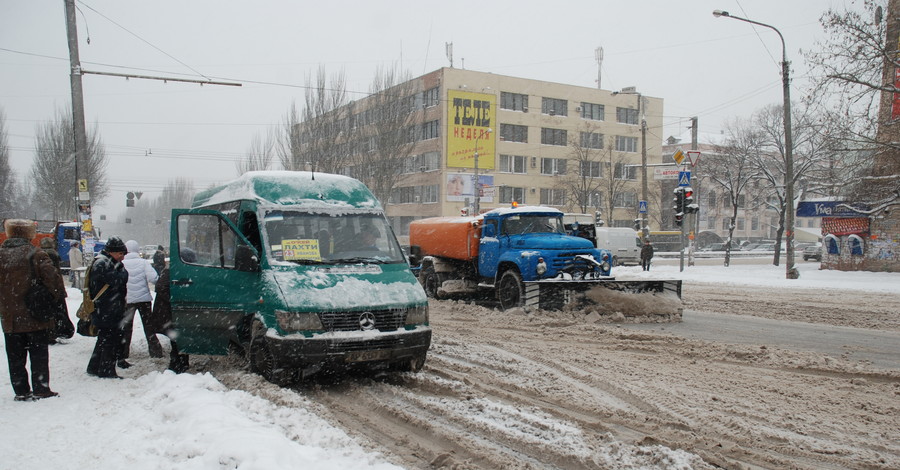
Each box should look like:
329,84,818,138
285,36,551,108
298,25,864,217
276,310,324,331
405,305,429,325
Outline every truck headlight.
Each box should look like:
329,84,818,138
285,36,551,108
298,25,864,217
276,310,324,331
405,304,429,325
536,257,547,276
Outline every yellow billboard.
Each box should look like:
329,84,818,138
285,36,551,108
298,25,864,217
447,90,496,169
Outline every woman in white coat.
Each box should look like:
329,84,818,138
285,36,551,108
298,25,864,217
119,240,162,367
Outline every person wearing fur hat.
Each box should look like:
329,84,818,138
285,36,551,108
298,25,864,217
85,236,130,379
0,219,66,401
119,239,162,366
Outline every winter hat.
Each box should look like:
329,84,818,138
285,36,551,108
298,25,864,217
125,240,140,254
4,219,36,241
105,237,127,253
40,237,55,249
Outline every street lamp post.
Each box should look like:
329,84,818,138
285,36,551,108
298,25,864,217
473,128,492,214
612,89,648,239
713,9,796,279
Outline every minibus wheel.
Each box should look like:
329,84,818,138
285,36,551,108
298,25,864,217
249,321,296,386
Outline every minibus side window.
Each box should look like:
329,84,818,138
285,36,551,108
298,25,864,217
178,213,246,269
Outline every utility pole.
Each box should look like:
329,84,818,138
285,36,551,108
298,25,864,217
640,98,648,241
689,116,699,267
64,0,95,254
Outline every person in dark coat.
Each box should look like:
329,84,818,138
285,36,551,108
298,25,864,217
0,219,66,400
640,240,654,272
39,236,71,343
85,237,130,379
150,265,189,373
151,245,166,275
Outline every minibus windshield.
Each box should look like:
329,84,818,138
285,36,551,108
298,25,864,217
263,210,405,264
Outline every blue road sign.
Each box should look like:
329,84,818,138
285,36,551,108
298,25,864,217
639,200,647,214
678,171,691,187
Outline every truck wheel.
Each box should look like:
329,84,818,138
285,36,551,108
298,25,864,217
393,353,427,373
249,322,296,386
422,266,441,299
498,270,524,310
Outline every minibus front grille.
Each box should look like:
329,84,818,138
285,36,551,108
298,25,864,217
319,309,405,332
327,337,406,353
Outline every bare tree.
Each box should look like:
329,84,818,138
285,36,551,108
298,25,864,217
804,0,900,212
276,101,302,170
348,65,419,204
560,124,606,215
31,106,108,220
0,108,16,220
708,118,763,266
599,143,639,228
237,130,275,175
295,66,351,174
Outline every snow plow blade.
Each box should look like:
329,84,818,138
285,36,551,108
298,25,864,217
522,279,683,321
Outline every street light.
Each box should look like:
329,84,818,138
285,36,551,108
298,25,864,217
473,128,492,214
713,9,797,279
612,89,648,239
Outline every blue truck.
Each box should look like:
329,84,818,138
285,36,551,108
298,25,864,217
409,205,682,313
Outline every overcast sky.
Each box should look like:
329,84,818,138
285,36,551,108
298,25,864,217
1,0,851,221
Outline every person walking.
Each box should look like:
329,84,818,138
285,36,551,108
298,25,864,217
86,237,129,379
68,241,84,289
151,245,166,275
640,240,654,272
0,219,65,400
120,240,162,366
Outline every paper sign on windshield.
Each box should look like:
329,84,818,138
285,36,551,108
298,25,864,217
282,239,321,261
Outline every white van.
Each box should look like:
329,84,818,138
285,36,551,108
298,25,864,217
594,227,642,266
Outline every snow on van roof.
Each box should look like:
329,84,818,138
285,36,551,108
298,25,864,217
192,171,381,210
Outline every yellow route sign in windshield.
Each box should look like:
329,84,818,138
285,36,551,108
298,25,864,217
282,239,321,261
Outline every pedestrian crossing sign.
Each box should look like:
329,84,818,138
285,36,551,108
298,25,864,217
678,171,691,187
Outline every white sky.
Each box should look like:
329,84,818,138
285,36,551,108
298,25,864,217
1,261,897,469
1,0,851,221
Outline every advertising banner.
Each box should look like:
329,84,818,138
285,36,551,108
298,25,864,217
447,173,494,202
447,90,496,169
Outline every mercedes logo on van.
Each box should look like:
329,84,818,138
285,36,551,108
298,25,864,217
359,312,376,330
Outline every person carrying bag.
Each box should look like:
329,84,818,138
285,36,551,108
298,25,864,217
76,259,108,337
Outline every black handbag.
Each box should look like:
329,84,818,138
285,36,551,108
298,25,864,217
25,251,58,323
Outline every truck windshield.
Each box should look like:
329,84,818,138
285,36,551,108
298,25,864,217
502,215,566,235
263,210,405,265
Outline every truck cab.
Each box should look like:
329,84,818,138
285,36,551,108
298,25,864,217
168,171,431,384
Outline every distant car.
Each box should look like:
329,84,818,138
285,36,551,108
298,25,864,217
700,242,727,252
140,245,159,259
803,245,822,262
750,243,775,252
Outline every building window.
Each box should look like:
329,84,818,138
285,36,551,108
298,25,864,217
707,191,717,207
615,136,638,152
848,234,864,256
580,132,604,149
499,154,527,174
500,186,526,204
722,218,730,230
614,162,636,180
423,87,439,108
500,92,528,112
616,107,639,125
736,218,745,231
825,234,840,255
751,217,759,231
613,191,636,208
541,97,568,116
588,191,602,207
402,151,441,173
581,161,602,178
421,120,440,141
500,123,528,143
390,185,439,204
541,128,567,146
540,188,567,206
706,216,716,230
581,102,605,121
541,158,567,175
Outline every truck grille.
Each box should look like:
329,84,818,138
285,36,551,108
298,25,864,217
551,251,598,271
319,309,405,332
327,337,407,353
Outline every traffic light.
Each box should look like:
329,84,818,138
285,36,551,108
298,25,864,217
672,187,685,227
126,191,135,207
684,187,698,214
633,218,641,231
